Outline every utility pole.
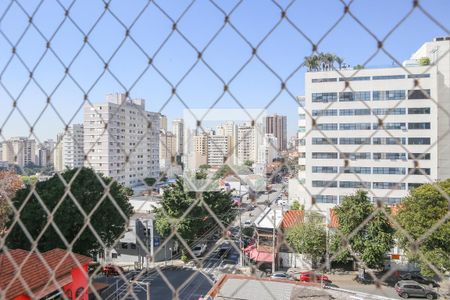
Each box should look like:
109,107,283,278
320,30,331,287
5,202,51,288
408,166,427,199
272,206,276,274
239,203,243,267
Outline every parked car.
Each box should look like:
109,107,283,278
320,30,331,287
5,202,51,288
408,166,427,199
102,264,124,276
395,280,438,299
217,242,232,257
400,273,440,288
271,272,290,280
192,243,207,257
243,220,253,227
299,271,330,283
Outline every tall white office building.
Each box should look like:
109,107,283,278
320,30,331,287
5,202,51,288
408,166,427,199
295,38,450,209
36,139,55,167
257,134,279,164
84,93,160,187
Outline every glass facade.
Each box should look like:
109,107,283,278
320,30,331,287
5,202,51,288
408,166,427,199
408,122,431,130
312,152,338,159
339,91,371,102
373,167,406,175
373,137,406,145
373,182,406,190
340,152,371,159
372,108,406,115
312,92,337,103
312,109,338,116
312,166,338,173
340,167,371,174
312,137,337,145
339,137,371,145
340,109,371,116
408,89,430,99
373,90,406,101
340,123,371,130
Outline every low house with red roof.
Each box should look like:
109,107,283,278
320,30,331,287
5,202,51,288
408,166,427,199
0,248,92,300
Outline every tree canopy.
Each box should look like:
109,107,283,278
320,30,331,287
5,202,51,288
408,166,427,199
286,212,326,267
331,190,394,269
6,168,133,256
154,177,236,243
396,180,450,276
0,171,22,233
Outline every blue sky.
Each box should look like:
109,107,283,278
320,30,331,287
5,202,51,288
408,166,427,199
1,0,449,142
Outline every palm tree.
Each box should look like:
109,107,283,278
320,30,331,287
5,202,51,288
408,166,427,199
310,55,319,71
325,53,335,70
318,52,327,71
335,56,344,70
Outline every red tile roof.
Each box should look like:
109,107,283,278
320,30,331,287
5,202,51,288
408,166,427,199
281,210,304,230
0,248,91,299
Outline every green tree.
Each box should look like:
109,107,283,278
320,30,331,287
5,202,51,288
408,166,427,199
286,212,326,266
198,164,210,170
243,160,254,167
353,64,364,70
6,168,133,256
213,164,234,179
418,57,430,66
154,177,236,243
331,190,394,269
144,177,157,187
290,201,304,210
0,171,23,233
396,180,450,276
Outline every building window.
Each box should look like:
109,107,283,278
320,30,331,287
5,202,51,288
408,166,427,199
339,91,371,102
408,89,431,99
312,137,337,145
312,166,338,173
408,168,431,175
408,137,430,145
312,78,337,83
312,152,338,159
312,92,337,103
373,197,402,204
340,123,371,130
373,122,406,130
408,74,430,78
312,180,337,188
373,137,406,145
339,138,371,145
372,75,405,80
312,109,338,116
408,122,430,130
340,167,371,174
373,167,406,175
340,152,371,159
408,153,430,160
373,90,405,101
339,109,371,116
373,182,406,190
339,181,371,189
339,76,370,81
373,152,406,160
372,108,406,115
315,123,338,130
408,107,430,114
314,195,338,204
408,183,424,190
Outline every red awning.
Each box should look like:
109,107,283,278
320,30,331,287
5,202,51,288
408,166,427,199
247,248,273,262
243,244,255,253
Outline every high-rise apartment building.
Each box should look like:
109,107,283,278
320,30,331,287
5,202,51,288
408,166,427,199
160,114,168,131
207,135,230,166
84,93,160,187
36,140,55,167
54,133,64,172
1,137,36,167
257,134,279,164
172,119,184,155
265,114,287,151
159,130,177,161
216,121,238,165
237,123,263,165
295,38,450,209
58,124,85,170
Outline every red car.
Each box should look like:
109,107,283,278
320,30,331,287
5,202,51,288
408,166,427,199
102,264,125,276
299,271,330,283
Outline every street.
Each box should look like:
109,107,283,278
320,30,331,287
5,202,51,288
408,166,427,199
100,267,213,300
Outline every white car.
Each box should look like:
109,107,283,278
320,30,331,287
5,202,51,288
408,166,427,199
192,243,207,257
